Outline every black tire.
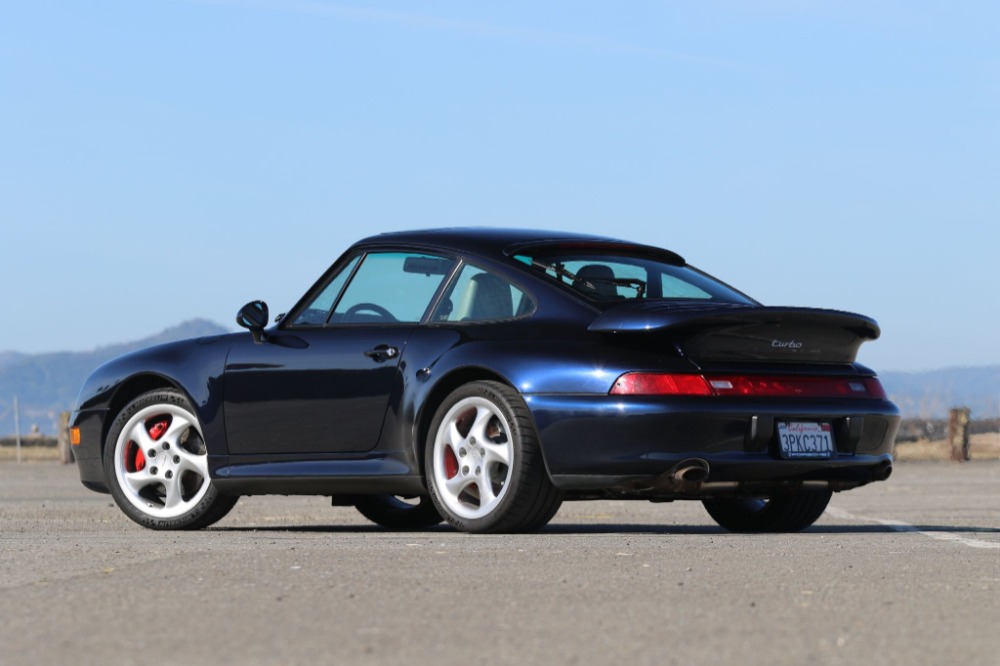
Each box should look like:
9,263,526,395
425,381,562,533
103,389,238,530
355,495,443,529
702,489,833,533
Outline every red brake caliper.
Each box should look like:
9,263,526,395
130,418,169,472
148,419,169,441
444,446,459,479
131,446,146,472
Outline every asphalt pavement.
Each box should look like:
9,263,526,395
1,461,997,666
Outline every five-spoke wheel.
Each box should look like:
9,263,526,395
426,381,561,533
430,395,514,520
105,389,237,529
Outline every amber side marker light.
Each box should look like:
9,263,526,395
70,427,81,446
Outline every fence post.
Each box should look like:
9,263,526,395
14,395,21,463
948,407,971,462
58,411,74,464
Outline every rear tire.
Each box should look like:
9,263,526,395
104,389,238,530
702,489,832,533
354,495,443,529
425,381,562,533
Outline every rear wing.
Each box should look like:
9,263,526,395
589,303,880,364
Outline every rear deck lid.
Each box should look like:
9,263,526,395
589,302,880,364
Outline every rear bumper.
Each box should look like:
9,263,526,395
525,394,899,491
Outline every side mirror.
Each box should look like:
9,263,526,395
237,300,269,344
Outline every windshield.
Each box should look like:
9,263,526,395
511,248,755,306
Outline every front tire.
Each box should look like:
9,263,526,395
104,389,238,530
702,489,833,533
354,495,443,529
425,381,562,533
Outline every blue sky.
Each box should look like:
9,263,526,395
2,1,997,372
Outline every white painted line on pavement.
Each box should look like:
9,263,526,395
826,507,1000,550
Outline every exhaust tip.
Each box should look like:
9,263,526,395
673,458,710,483
679,466,709,483
873,461,893,481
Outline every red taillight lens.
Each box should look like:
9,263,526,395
862,377,887,400
708,376,883,399
610,373,887,399
610,373,713,396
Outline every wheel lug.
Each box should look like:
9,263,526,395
476,466,482,475
462,465,470,475
173,455,181,464
479,448,486,456
162,442,171,450
165,470,173,479
469,437,476,445
150,466,159,475
147,449,156,458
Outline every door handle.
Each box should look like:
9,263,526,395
364,345,399,362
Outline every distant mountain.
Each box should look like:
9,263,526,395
1,322,996,434
0,352,28,369
880,366,1000,419
0,320,229,435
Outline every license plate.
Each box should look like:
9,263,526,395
777,422,835,459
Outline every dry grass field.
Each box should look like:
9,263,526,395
893,431,1000,461
0,444,63,462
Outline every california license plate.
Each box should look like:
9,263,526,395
777,422,835,459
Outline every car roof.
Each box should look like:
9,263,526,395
352,227,685,264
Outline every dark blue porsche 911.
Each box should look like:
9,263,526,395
71,228,899,533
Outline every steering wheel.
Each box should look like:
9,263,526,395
343,302,397,322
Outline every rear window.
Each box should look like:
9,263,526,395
511,248,754,305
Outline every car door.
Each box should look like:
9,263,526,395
223,251,455,456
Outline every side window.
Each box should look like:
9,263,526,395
511,249,755,305
433,264,533,322
290,255,361,326
332,252,455,324
559,260,645,301
661,274,711,299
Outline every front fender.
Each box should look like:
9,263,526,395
73,334,237,457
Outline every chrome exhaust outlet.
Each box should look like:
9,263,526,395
672,458,710,484
645,458,712,493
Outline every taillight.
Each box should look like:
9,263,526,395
707,376,879,398
610,372,887,399
861,377,887,400
610,373,713,396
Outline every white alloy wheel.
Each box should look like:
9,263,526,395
113,403,211,519
430,396,514,520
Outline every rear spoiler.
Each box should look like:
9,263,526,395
589,303,880,364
